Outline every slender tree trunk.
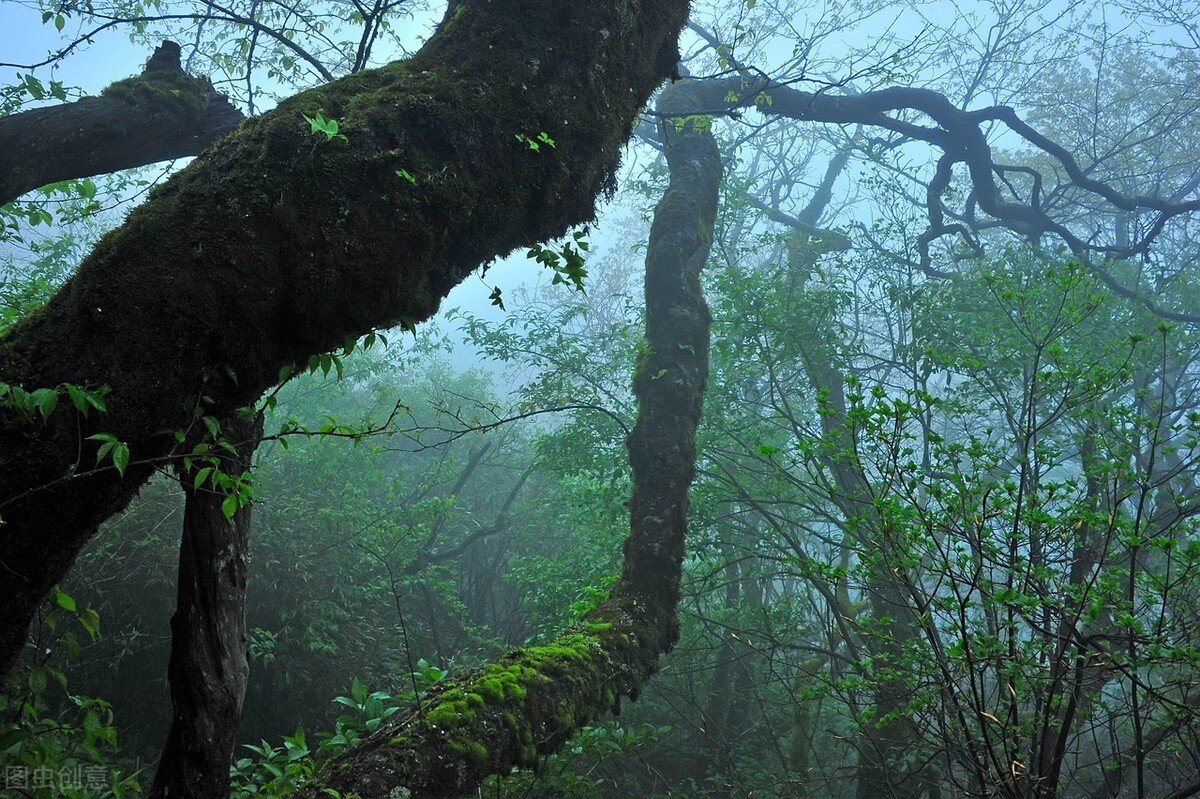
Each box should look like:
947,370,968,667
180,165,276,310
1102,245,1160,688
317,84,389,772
784,241,929,799
150,413,261,799
854,573,925,799
788,654,824,798
703,555,742,795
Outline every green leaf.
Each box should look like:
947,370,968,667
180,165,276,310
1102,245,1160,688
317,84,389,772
66,385,88,413
111,443,130,476
193,466,214,490
202,415,221,439
54,587,77,612
304,112,326,134
32,387,58,422
221,494,240,519
87,433,127,473
303,111,347,141
28,667,47,695
79,607,101,641
22,74,46,100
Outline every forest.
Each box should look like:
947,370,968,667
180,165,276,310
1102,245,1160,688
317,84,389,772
1,0,1199,797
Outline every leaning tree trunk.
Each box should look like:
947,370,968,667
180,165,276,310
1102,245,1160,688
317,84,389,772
0,0,691,678
291,77,721,799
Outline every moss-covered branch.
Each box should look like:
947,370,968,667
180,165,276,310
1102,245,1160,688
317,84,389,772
0,0,689,677
293,79,721,799
0,41,243,205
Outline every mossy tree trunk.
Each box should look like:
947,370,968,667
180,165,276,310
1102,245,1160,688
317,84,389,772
0,41,243,205
0,0,691,678
291,77,721,799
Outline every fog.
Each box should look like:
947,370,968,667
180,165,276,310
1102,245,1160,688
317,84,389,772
1,1,1198,796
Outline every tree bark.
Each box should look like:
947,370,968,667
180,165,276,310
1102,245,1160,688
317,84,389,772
149,413,262,799
0,0,690,678
0,41,243,205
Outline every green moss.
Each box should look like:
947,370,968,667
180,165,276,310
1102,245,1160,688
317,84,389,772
518,744,538,766
101,70,210,119
449,739,489,764
479,676,503,702
521,634,598,667
425,699,474,728
440,2,467,31
333,618,643,794
478,662,536,702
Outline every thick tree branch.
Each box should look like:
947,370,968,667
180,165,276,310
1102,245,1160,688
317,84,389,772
0,41,243,205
